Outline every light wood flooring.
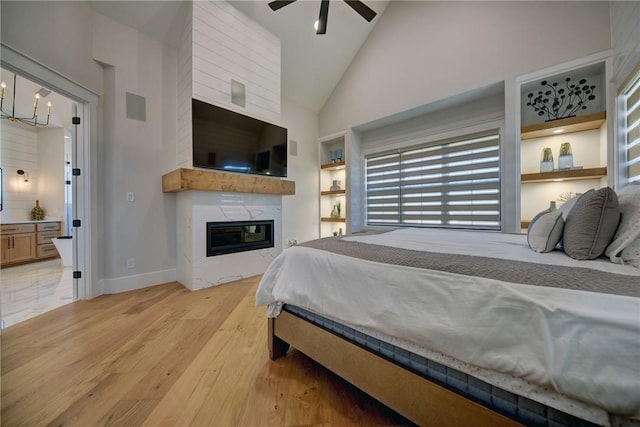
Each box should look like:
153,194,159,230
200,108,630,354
1,276,411,426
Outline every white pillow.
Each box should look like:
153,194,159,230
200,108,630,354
605,182,640,263
527,209,565,253
620,235,640,268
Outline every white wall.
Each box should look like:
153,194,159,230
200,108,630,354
0,121,38,221
0,1,103,95
192,1,281,124
610,2,640,90
92,13,177,290
176,1,193,169
281,98,320,244
319,1,611,135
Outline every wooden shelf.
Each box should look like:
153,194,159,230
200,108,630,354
521,220,531,229
162,168,295,195
521,166,607,183
521,111,606,140
321,189,346,196
321,217,346,223
321,161,346,171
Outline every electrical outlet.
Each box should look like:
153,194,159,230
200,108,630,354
126,258,135,269
126,192,134,202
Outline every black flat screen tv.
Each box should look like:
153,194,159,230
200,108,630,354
192,99,288,177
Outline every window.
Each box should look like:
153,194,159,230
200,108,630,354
622,71,640,183
366,132,501,230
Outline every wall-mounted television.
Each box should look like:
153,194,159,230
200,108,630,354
192,99,288,178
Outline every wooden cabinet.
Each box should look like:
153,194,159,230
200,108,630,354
1,224,36,265
319,134,348,237
1,221,61,267
36,222,61,260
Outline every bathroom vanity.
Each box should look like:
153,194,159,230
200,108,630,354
0,221,61,267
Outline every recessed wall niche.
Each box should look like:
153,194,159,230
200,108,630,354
520,62,605,127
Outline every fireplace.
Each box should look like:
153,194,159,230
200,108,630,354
206,220,274,256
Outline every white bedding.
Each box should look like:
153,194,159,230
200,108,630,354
256,228,640,420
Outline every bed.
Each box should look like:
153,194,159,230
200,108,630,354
256,227,640,427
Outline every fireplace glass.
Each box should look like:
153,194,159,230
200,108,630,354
206,220,274,256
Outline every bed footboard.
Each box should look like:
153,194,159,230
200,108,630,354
268,311,520,426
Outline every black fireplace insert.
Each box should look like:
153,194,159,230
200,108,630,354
206,220,274,256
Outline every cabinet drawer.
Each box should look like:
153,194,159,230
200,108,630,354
37,230,60,244
1,223,35,234
37,243,58,258
36,222,61,232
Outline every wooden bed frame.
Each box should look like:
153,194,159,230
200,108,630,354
269,311,521,426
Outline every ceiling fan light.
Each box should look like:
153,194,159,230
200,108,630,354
314,20,319,31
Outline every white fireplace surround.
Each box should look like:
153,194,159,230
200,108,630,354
176,191,282,290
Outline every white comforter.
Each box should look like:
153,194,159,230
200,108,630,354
256,228,640,418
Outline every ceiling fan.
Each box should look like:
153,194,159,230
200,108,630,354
268,0,377,35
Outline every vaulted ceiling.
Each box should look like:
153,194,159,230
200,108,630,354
88,0,389,113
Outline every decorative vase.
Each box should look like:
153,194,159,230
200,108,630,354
330,204,339,218
330,180,341,191
558,142,573,170
540,148,554,172
31,200,44,220
549,201,557,211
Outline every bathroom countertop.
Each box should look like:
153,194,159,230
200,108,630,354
1,219,61,225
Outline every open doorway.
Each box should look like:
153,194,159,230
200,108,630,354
0,67,79,327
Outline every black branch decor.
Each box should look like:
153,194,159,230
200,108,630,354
526,77,596,122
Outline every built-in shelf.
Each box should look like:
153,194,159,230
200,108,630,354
521,111,606,140
321,217,346,223
321,161,346,171
521,167,607,183
162,168,295,195
521,220,531,229
321,189,346,196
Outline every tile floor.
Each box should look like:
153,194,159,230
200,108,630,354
1,260,74,328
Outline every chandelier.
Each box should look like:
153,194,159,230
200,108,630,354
0,74,51,126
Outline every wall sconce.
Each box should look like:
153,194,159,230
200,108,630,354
17,169,29,186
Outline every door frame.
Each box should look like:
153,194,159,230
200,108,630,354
1,43,100,299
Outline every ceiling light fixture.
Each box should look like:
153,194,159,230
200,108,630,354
553,129,564,134
269,0,377,35
0,74,51,126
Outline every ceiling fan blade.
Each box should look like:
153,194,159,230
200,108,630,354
268,0,297,12
316,0,329,35
343,0,376,22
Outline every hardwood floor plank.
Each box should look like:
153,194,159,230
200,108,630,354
95,399,160,427
1,276,410,427
46,372,147,427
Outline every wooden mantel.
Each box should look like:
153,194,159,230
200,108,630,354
162,168,295,195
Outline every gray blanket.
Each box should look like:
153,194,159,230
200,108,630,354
300,235,640,298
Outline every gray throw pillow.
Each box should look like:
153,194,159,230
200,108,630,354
527,209,565,253
563,187,621,260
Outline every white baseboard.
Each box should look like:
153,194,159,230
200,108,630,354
103,268,177,294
